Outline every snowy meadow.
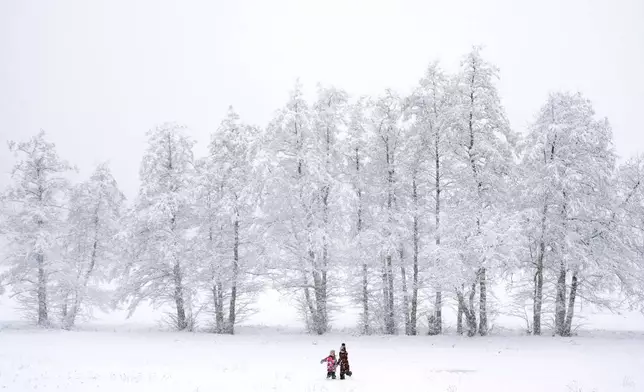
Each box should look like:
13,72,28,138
1,325,643,392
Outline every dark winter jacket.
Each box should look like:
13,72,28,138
338,348,350,372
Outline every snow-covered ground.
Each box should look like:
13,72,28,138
2,289,644,391
1,326,643,392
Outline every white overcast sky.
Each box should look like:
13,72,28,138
1,0,643,199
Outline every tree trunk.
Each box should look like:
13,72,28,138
434,117,443,335
362,262,370,335
383,137,396,335
36,252,48,326
302,271,320,334
227,217,240,334
400,247,410,335
401,264,410,335
208,226,224,333
555,191,570,337
457,300,464,335
468,281,477,336
533,201,548,335
213,282,225,333
34,177,49,327
64,243,96,329
65,217,100,329
355,146,370,335
456,286,477,337
410,254,419,335
170,213,187,331
62,243,81,325
478,267,488,336
61,295,69,320
317,271,328,335
554,262,567,336
410,177,419,336
304,290,319,333
309,248,328,335
381,259,394,334
434,291,442,335
382,263,389,332
563,272,579,337
311,277,323,335
385,254,395,334
533,241,545,335
173,260,187,331
320,183,330,335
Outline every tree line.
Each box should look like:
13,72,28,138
1,47,643,336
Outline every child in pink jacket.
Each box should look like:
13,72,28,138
320,349,337,379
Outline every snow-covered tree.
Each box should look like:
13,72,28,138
450,47,518,336
262,81,350,334
368,89,409,335
519,91,617,336
115,123,197,331
343,96,375,334
396,102,428,336
195,107,264,334
407,61,458,335
517,96,567,335
58,163,125,329
611,155,644,312
0,131,74,326
262,80,319,332
308,84,351,329
2,49,640,338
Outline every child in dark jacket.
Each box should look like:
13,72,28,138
320,350,337,379
338,343,352,379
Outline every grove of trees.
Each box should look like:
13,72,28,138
2,48,643,336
